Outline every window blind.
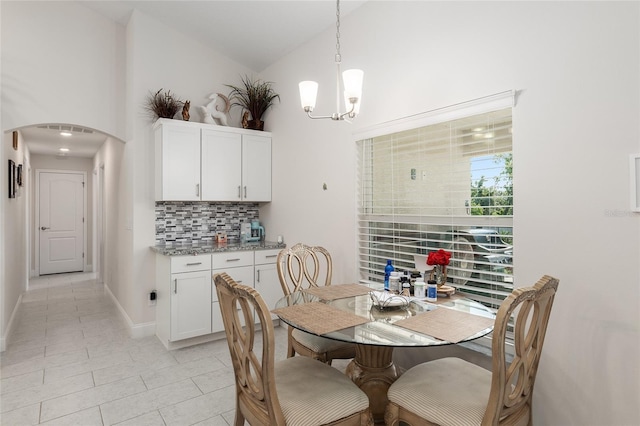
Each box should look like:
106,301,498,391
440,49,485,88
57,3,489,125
356,107,513,312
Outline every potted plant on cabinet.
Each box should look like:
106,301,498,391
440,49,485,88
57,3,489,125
226,75,280,130
144,88,183,121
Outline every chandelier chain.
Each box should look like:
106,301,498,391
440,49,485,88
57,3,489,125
335,0,341,63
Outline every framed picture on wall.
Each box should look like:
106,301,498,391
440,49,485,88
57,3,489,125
8,159,16,198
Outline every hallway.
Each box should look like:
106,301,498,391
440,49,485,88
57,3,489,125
0,273,288,425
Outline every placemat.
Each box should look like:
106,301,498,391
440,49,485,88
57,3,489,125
272,302,370,335
303,283,372,301
394,307,495,343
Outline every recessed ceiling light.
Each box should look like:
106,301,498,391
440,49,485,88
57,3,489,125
59,148,70,152
60,131,72,137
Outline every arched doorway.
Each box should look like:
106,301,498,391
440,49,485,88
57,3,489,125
14,123,123,286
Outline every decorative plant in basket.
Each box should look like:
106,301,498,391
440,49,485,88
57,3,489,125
226,75,280,131
145,88,183,120
427,249,451,286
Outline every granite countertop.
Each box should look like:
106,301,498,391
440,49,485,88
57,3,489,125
151,240,286,256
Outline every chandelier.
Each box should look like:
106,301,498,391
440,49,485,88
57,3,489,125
298,0,363,121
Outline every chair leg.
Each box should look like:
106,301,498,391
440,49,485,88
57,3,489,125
286,327,296,358
234,398,245,426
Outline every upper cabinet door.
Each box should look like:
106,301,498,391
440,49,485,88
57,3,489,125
242,134,271,202
201,129,242,201
156,122,201,201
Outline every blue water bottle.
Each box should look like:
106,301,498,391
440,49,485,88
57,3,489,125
384,259,394,291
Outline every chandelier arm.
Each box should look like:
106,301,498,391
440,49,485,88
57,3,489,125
337,102,356,120
305,110,343,120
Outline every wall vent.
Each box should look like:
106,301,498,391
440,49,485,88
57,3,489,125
37,124,94,134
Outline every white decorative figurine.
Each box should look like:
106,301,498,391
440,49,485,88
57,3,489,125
199,92,230,126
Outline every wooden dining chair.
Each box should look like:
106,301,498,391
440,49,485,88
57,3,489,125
276,243,357,364
214,272,373,426
384,275,560,426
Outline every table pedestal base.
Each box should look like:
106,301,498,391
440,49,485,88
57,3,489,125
345,345,400,423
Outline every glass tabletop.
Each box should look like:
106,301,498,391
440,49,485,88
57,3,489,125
274,286,496,347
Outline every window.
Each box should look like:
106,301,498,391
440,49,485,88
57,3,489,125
356,94,513,311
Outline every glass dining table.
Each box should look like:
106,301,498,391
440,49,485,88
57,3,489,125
273,284,495,422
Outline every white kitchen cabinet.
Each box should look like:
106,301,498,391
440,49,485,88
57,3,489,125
156,247,283,348
156,254,212,345
242,134,272,202
154,119,271,202
154,121,201,201
201,129,271,202
171,270,212,340
254,249,281,320
201,129,242,201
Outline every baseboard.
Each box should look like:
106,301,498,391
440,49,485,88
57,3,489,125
130,321,156,339
0,293,23,352
104,285,156,339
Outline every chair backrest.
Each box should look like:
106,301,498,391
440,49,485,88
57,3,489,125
276,243,333,296
214,272,285,425
483,275,560,425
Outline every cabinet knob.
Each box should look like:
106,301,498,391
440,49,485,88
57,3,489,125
237,186,241,199
196,184,200,197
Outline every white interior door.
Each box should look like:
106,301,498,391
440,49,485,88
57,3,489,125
39,171,85,275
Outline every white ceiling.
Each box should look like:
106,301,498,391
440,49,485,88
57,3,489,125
24,0,367,158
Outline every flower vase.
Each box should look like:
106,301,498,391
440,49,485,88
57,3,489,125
430,265,448,286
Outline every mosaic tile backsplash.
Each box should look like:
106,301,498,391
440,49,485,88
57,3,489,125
155,202,260,245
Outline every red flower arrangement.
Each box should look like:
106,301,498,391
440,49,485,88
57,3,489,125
427,249,451,266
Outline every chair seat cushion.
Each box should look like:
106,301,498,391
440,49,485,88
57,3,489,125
387,357,491,426
275,356,369,426
292,328,355,353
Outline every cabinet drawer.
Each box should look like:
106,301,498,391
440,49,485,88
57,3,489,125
212,251,253,269
255,249,280,265
212,265,254,302
170,254,212,273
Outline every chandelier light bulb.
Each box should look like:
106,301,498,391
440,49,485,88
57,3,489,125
299,81,319,111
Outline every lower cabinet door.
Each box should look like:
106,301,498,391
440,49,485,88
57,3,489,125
254,262,279,320
212,265,254,330
171,270,212,341
212,301,224,334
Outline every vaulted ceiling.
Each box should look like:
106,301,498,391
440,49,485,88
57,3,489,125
24,0,367,157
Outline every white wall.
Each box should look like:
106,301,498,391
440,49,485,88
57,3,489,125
93,137,125,296
1,1,124,138
262,2,640,424
0,130,29,351
1,1,639,423
122,10,255,329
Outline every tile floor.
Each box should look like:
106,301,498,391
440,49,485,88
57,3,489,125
0,272,332,425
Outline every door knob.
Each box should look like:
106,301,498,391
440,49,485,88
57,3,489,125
40,226,50,231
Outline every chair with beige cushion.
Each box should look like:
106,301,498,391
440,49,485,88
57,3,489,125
277,243,357,364
214,272,373,426
384,275,560,426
